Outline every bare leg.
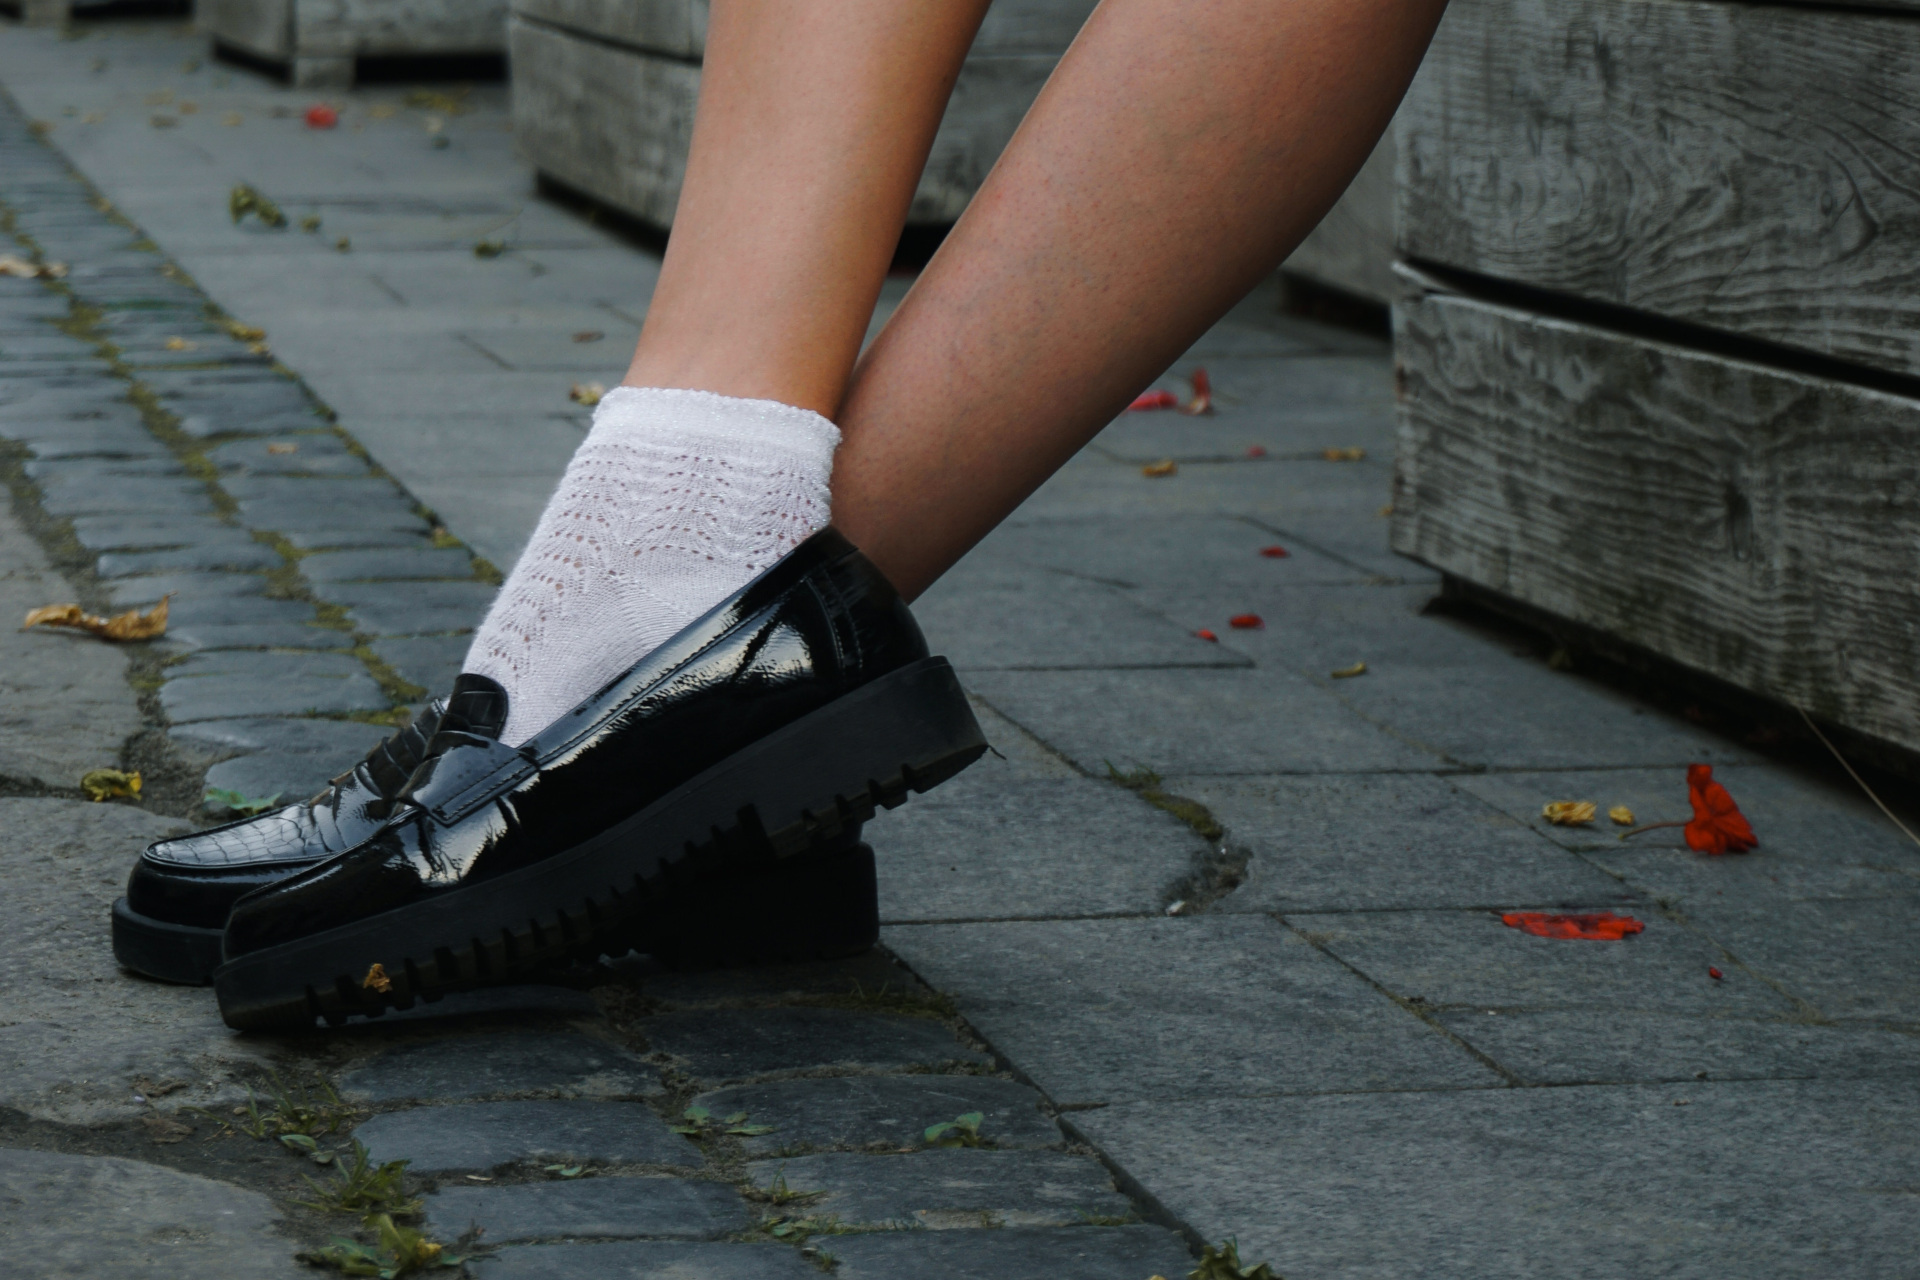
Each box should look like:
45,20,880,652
835,0,1449,598
625,0,993,416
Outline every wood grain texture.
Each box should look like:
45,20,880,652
1391,288,1920,751
204,0,293,60
1400,0,1920,377
1284,125,1395,304
295,0,507,56
507,0,1096,59
508,15,1058,227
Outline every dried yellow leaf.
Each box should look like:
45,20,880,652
569,382,606,406
1141,459,1178,478
1609,805,1635,827
1323,447,1367,462
362,963,394,993
0,255,65,279
81,768,142,802
222,111,243,127
164,336,198,352
1330,661,1367,679
267,442,299,455
223,320,267,342
1543,800,1598,826
24,595,169,642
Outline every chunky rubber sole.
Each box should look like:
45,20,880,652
110,834,880,986
213,656,984,1031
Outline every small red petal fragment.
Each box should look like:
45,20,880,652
1195,629,1219,643
1683,763,1758,855
1228,614,1263,630
1129,390,1178,411
1181,368,1213,415
1258,545,1289,559
305,105,338,129
1245,445,1267,458
1501,911,1645,941
1708,966,1724,980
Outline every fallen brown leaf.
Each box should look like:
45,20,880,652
140,1113,194,1144
571,330,604,343
24,595,169,642
267,442,299,455
0,255,67,279
1609,805,1635,826
362,962,393,993
1323,447,1366,462
1543,800,1598,826
81,768,142,802
569,382,606,407
164,336,198,352
132,1076,190,1098
1141,459,1178,478
1330,661,1367,679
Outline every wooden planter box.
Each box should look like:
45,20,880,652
1391,0,1920,753
203,0,508,87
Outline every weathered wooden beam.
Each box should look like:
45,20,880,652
203,0,506,86
1392,285,1920,752
1401,0,1920,377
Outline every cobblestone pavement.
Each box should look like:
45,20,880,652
3,16,1919,1280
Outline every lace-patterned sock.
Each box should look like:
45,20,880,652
462,386,841,745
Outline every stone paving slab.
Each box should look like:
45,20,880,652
166,719,407,765
1678,898,1920,1023
96,540,285,575
162,621,354,652
352,1101,702,1174
372,634,473,698
885,916,1500,1105
300,546,478,582
0,1148,306,1280
639,1008,989,1081
963,666,1439,775
67,512,250,553
1432,1009,1920,1086
208,434,369,477
977,512,1372,590
426,1176,751,1244
159,648,389,721
692,1074,1064,1157
1070,1080,1920,1280
103,570,267,607
744,1148,1133,1228
1177,773,1635,913
470,1240,820,1279
340,1031,661,1104
327,577,495,636
1290,907,1795,1017
826,1224,1196,1280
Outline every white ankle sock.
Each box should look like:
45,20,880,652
463,386,841,745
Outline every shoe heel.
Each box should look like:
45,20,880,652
647,840,878,970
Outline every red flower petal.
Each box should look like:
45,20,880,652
1181,368,1212,415
1708,966,1724,980
1228,614,1263,630
1245,444,1267,459
1501,911,1645,940
1258,545,1289,559
1683,763,1758,855
1129,390,1177,411
305,104,339,129
1195,629,1219,643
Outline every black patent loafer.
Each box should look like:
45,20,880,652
214,529,985,1029
108,690,466,984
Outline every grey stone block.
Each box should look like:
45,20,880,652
170,716,395,760
209,433,369,476
640,1008,987,1082
341,1032,661,1104
884,916,1499,1105
692,1074,1062,1157
36,474,211,518
826,1225,1194,1280
1435,1009,1920,1086
914,561,1244,672
1071,1081,1920,1279
872,772,1204,924
1175,773,1632,913
67,513,242,553
744,1149,1132,1228
202,752,346,804
970,513,1371,591
351,1100,701,1174
0,1149,305,1280
162,595,320,628
329,579,496,636
0,331,96,360
426,1177,750,1244
278,522,436,550
1683,898,1920,1022
962,666,1437,775
96,541,284,576
223,472,406,507
1290,907,1798,1017
161,650,389,721
302,547,478,582
619,949,928,1006
161,622,354,652
372,635,471,699
469,1241,816,1280
5,414,163,459
104,571,267,608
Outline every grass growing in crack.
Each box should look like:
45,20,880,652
797,979,957,1021
758,1212,845,1246
1187,1238,1278,1280
924,1111,989,1148
1106,765,1225,842
743,1168,826,1208
217,1071,357,1140
298,1141,423,1217
671,1105,774,1139
298,1212,468,1277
